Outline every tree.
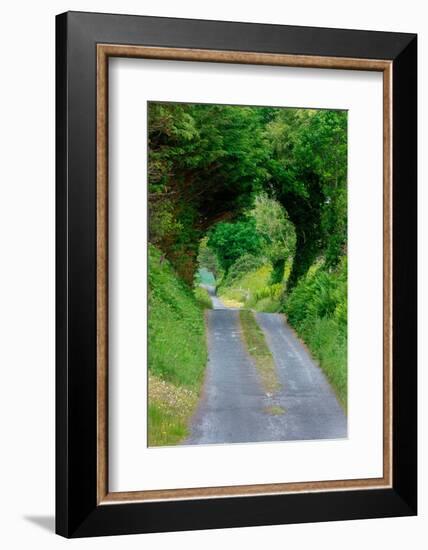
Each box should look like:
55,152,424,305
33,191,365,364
207,219,261,272
147,102,274,281
196,237,222,279
266,109,347,287
248,193,296,284
148,102,347,288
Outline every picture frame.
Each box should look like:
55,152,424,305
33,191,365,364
56,11,417,538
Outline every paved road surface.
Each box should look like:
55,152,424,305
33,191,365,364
200,284,238,310
185,288,347,445
256,312,347,441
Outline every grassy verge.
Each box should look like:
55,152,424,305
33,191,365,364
194,286,212,309
218,263,289,313
148,244,208,445
219,265,271,307
284,258,347,410
239,310,280,394
148,375,198,446
221,297,243,309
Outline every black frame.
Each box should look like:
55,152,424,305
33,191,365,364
56,11,417,538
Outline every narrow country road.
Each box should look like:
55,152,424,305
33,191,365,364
200,284,230,310
256,312,347,440
185,287,347,445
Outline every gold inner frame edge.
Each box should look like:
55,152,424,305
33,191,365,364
96,44,393,505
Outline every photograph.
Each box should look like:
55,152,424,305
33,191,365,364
147,101,348,446
0,0,421,544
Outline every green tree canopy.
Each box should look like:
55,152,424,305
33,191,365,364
248,193,296,283
266,109,347,286
148,102,347,287
207,219,261,272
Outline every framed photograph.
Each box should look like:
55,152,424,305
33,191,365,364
56,11,417,538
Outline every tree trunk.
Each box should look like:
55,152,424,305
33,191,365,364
270,258,286,285
286,232,319,291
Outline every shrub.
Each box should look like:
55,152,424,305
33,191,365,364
223,254,265,286
194,286,213,309
208,219,262,272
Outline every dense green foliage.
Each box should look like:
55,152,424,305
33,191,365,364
208,219,261,272
149,102,347,289
148,102,271,281
196,237,222,280
222,254,265,287
266,109,347,287
194,286,213,309
248,193,296,284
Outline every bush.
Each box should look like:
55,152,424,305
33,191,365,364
285,258,347,331
253,297,282,313
253,283,283,302
223,254,265,286
194,286,213,309
208,219,261,272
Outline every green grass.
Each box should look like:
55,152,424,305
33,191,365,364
194,286,213,309
219,265,272,308
148,375,198,446
300,317,347,409
239,310,280,394
148,244,208,445
218,262,291,313
264,405,286,415
252,296,281,313
148,403,187,446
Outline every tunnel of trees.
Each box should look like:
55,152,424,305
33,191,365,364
148,101,347,288
147,101,349,444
